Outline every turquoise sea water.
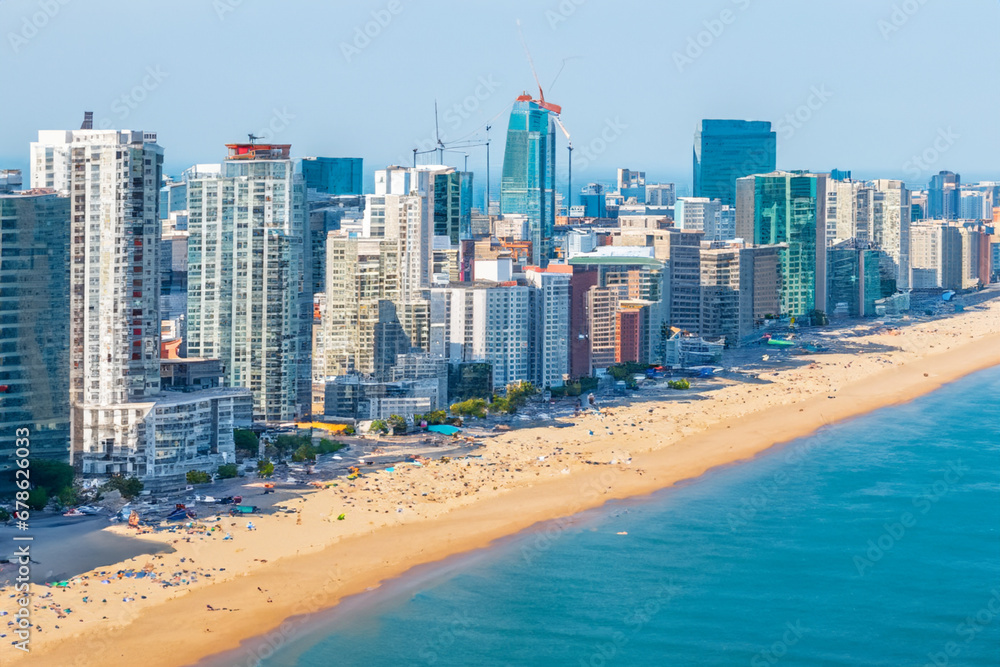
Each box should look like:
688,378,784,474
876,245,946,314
246,368,1000,667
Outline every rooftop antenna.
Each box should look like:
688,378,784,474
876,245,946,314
434,99,444,164
248,133,260,145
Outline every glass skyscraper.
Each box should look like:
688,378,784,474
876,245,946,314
752,172,828,318
0,192,70,487
694,120,776,207
927,170,960,220
301,157,363,195
500,97,556,266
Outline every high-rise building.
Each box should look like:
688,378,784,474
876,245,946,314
645,183,676,207
927,171,960,220
580,183,607,218
501,95,557,266
617,169,646,204
827,240,885,317
859,179,911,291
694,120,777,207
525,265,571,389
699,243,782,345
751,172,828,318
910,221,963,290
823,178,859,244
31,126,248,487
0,191,71,485
301,157,363,196
0,169,23,193
186,143,309,422
675,197,722,236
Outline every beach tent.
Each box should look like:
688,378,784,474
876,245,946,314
427,425,461,436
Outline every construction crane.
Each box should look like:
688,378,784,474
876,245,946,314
412,102,493,208
517,20,573,211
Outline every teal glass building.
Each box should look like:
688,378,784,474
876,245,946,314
301,157,363,195
500,97,556,266
0,192,71,487
694,120,776,207
751,172,827,319
827,240,885,318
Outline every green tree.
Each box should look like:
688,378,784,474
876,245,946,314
56,485,79,508
0,508,10,522
102,476,143,500
667,378,691,390
273,433,312,456
31,460,74,495
234,429,259,459
291,444,317,462
450,398,487,419
369,419,389,434
343,425,356,435
387,414,407,435
488,396,514,414
27,487,48,510
217,463,239,479
187,470,211,484
257,460,275,478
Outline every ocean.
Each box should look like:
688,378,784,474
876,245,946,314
247,367,1000,667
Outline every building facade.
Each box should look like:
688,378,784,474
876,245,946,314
694,119,776,207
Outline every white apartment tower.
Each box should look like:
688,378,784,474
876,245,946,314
31,129,164,461
186,144,309,422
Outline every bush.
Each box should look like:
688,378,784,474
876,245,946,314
273,433,311,455
369,419,389,434
291,444,317,462
56,485,79,508
450,398,487,419
343,425,356,435
0,508,10,522
102,476,143,500
387,414,407,435
667,378,691,390
27,487,48,510
316,439,345,455
488,396,514,414
186,470,211,484
257,460,275,478
217,463,239,479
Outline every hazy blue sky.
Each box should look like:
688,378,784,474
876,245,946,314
2,0,997,196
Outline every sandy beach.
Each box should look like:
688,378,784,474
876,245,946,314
4,295,1000,667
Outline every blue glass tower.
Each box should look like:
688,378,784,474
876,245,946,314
694,120,776,207
500,96,557,266
0,192,71,487
301,157,363,195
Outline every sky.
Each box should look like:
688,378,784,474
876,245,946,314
1,0,998,199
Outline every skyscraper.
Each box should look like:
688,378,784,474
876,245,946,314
31,128,164,458
301,157,363,195
927,171,960,220
751,172,828,318
186,143,309,422
694,120,777,207
500,95,557,266
0,191,70,484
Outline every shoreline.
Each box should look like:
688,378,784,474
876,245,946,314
5,305,1000,667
